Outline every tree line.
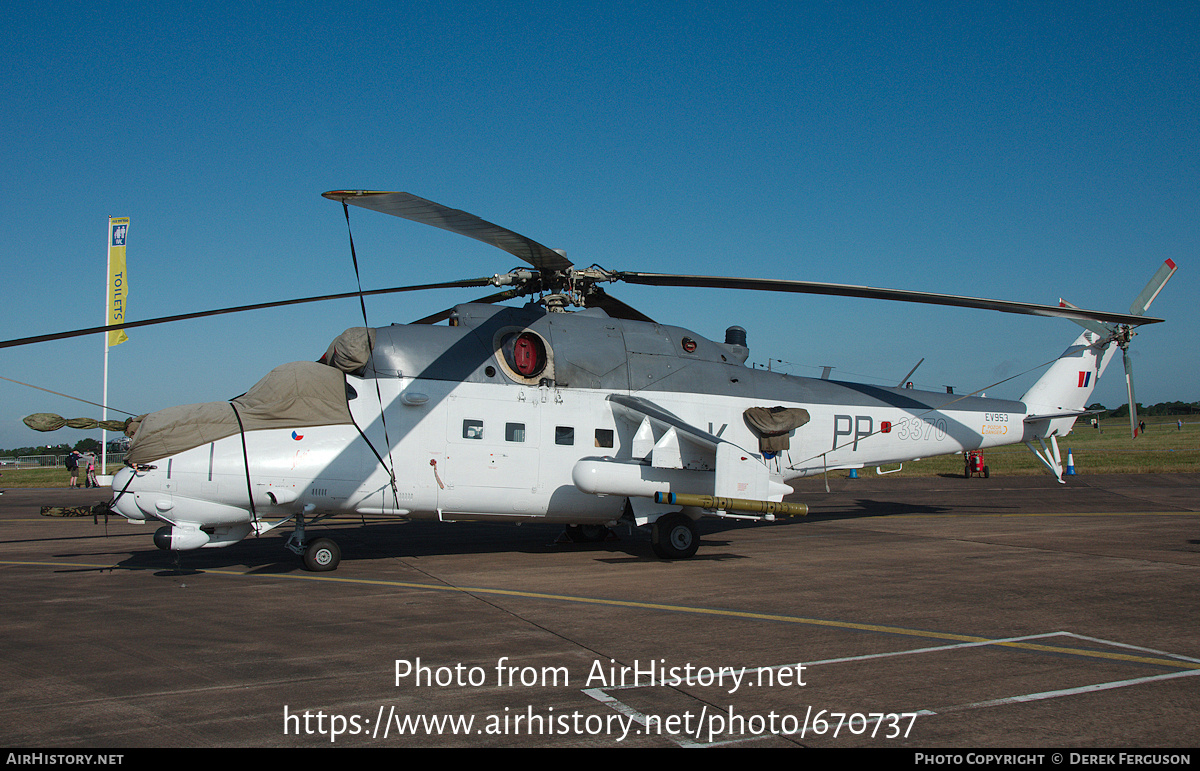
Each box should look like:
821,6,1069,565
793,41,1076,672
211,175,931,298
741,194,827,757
0,439,102,457
1087,401,1200,419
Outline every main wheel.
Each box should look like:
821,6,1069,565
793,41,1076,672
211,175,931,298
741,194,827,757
651,513,699,559
304,537,341,572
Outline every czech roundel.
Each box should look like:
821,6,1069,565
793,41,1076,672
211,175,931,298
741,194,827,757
292,431,304,441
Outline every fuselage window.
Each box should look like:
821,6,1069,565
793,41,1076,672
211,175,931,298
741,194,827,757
555,426,575,446
506,423,526,442
594,429,614,448
463,419,484,440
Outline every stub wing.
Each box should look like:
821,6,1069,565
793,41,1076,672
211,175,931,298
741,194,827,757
572,395,795,524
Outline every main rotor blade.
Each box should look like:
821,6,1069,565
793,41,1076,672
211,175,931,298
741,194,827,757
324,191,575,275
582,287,656,323
897,357,924,388
410,285,539,325
0,278,494,350
1058,298,1116,340
616,272,1164,327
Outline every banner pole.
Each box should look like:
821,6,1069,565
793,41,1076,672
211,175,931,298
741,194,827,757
103,216,129,480
102,217,110,476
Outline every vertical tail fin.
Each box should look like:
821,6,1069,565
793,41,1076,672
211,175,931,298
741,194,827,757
1021,330,1116,482
1021,330,1117,436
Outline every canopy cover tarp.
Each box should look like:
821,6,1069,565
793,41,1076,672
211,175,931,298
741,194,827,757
126,361,353,464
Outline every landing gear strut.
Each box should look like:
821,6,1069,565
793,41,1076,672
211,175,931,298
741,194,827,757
284,508,341,571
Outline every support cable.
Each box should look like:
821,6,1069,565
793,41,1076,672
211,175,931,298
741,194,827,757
230,403,260,533
341,203,401,509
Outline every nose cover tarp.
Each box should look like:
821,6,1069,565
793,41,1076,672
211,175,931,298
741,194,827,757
125,361,354,465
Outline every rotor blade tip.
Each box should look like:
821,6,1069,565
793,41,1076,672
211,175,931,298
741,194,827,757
322,190,401,201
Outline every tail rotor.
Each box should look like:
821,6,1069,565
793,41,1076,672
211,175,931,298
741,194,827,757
1061,260,1175,438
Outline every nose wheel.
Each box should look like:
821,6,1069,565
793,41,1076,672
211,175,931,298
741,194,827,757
302,538,341,572
284,509,341,571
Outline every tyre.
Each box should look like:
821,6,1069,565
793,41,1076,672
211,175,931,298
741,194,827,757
651,513,699,559
304,537,341,572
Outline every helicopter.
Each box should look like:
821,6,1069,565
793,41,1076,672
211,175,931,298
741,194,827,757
9,191,1176,569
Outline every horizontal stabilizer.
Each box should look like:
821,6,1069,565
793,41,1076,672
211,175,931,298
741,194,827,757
1025,409,1103,423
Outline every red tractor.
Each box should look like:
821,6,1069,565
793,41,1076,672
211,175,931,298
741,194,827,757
965,450,990,478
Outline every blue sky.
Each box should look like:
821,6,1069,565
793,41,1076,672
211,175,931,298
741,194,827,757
1,1,1196,450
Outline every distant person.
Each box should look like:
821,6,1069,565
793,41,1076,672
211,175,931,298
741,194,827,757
65,451,81,488
1139,420,1146,434
85,454,99,488
1179,419,1184,431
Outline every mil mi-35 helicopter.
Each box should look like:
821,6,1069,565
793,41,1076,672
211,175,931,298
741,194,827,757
11,191,1176,570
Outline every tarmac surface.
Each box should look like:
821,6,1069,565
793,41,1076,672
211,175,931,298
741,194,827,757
1,473,1197,749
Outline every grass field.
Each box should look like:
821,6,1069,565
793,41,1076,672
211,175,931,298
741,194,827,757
0,467,113,489
2,418,1196,489
849,416,1200,478
902,413,1190,475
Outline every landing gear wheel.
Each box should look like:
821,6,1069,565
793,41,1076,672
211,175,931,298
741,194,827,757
304,537,341,572
651,513,699,560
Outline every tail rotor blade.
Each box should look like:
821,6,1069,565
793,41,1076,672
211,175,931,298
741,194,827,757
1124,349,1139,438
1129,259,1178,317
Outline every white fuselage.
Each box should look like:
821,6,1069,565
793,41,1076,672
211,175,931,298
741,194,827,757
110,371,1031,538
